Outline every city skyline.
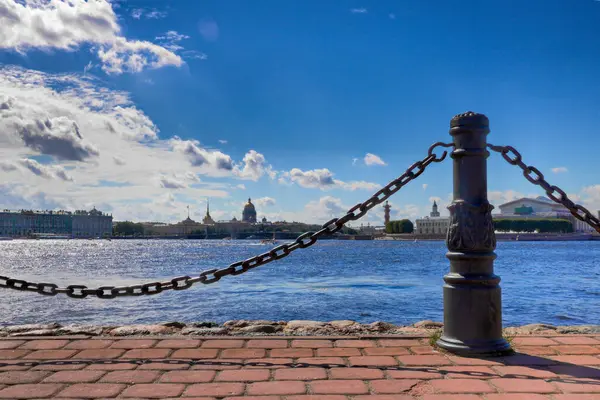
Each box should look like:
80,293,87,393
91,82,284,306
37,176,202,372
1,0,600,227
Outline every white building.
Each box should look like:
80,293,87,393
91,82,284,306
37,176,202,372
416,201,450,236
498,196,594,233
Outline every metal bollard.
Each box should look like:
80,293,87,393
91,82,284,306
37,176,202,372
436,112,511,356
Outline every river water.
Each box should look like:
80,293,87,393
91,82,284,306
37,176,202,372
0,239,598,327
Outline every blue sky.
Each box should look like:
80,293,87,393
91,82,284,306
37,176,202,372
1,0,599,225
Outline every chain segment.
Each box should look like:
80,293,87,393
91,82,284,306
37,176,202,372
0,142,452,299
488,143,600,234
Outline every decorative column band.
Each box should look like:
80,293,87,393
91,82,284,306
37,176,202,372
446,201,496,252
451,148,490,157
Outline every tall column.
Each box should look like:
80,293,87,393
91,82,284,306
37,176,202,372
436,112,511,356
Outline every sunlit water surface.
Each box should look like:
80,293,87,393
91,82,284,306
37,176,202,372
1,239,598,326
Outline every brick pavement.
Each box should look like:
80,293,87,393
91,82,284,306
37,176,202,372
0,335,598,398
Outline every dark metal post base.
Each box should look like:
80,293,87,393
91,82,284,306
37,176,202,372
436,335,511,356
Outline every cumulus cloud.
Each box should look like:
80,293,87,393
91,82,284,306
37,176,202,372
155,31,190,52
131,8,167,19
281,168,379,191
234,150,276,181
488,189,525,206
235,184,246,190
219,139,227,144
350,8,367,13
0,161,18,172
352,158,359,166
18,158,73,181
158,176,187,189
551,167,568,174
305,196,348,222
0,0,182,74
364,153,387,166
254,197,276,207
422,183,428,190
171,138,234,171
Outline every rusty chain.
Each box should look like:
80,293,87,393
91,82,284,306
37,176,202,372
0,142,453,299
488,143,600,234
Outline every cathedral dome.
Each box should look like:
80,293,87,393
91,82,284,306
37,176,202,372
242,198,257,223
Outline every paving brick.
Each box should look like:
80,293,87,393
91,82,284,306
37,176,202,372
225,397,282,400
430,378,494,393
32,362,87,371
247,340,288,349
0,350,30,359
184,383,245,397
398,355,452,366
501,354,557,366
348,356,398,366
0,383,64,398
421,395,483,400
85,361,137,370
269,348,313,358
216,369,270,382
120,383,185,398
171,349,219,359
553,337,600,345
274,367,327,380
317,348,361,357
512,337,558,346
55,383,125,398
386,367,443,380
370,379,421,393
379,339,423,347
295,357,345,366
410,346,438,354
514,346,558,355
75,349,125,359
310,379,368,394
156,339,202,349
447,355,504,365
442,365,497,379
65,340,114,350
364,347,411,356
0,341,25,349
221,349,266,359
291,340,333,348
550,345,600,355
121,348,171,359
100,370,160,383
553,379,600,393
553,395,600,400
160,370,216,383
329,367,384,380
19,340,69,350
247,381,306,395
355,396,414,400
334,340,376,348
551,355,600,365
287,396,347,400
548,364,600,378
43,370,105,383
493,365,557,378
23,350,76,360
110,339,157,349
0,370,50,384
490,378,557,393
201,340,245,349
485,394,552,400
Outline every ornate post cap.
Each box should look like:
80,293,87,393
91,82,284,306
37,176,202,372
450,111,489,134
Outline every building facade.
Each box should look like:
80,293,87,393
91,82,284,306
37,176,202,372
242,198,257,223
0,208,112,238
498,196,594,233
415,201,450,236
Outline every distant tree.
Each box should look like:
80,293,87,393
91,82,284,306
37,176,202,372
113,221,145,237
386,219,414,234
493,218,573,233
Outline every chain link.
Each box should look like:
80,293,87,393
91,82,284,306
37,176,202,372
488,143,600,234
0,142,452,299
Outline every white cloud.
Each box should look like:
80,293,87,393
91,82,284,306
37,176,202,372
158,175,187,189
0,0,182,74
281,167,380,191
235,184,246,190
131,8,167,20
219,139,228,144
155,30,190,52
551,167,568,174
234,150,276,181
305,196,348,223
352,158,358,166
254,197,276,207
488,190,525,206
170,138,234,172
350,8,367,13
18,158,73,181
364,153,387,166
422,183,428,190
198,19,219,42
